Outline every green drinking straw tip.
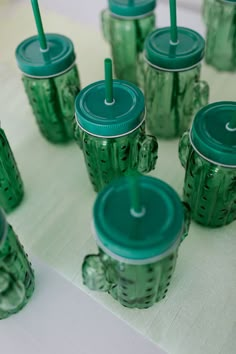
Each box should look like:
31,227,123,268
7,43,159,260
169,0,178,44
129,176,145,218
31,0,48,51
104,58,114,105
227,113,236,131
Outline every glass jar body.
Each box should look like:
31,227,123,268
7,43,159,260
179,132,236,227
202,0,215,23
143,63,209,138
0,128,24,213
75,123,158,192
0,224,34,319
82,248,179,309
205,0,236,71
101,9,155,85
22,65,80,143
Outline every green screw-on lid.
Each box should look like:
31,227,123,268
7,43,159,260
93,176,184,263
15,33,76,77
190,102,236,167
109,0,156,17
0,209,8,249
144,27,205,71
222,0,236,4
75,80,145,137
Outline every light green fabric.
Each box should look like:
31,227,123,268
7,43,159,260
1,3,235,354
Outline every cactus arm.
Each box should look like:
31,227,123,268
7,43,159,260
178,131,191,169
101,9,111,43
82,254,111,292
181,202,191,241
136,134,158,173
193,80,209,112
0,267,25,312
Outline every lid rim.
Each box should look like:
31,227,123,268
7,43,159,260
190,101,236,167
221,0,236,5
18,61,76,79
15,33,76,77
144,26,205,70
93,176,185,261
109,9,154,19
108,0,156,17
144,55,202,72
189,133,236,168
76,116,145,138
93,222,182,264
75,80,145,136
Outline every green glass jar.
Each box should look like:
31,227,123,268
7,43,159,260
0,209,34,319
82,176,190,309
0,127,24,213
179,102,236,228
205,0,236,71
75,80,158,192
15,34,80,143
202,0,214,22
142,27,209,139
101,0,156,85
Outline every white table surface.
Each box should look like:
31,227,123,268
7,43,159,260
0,1,236,354
0,258,164,354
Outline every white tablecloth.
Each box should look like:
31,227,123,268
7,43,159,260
0,2,235,354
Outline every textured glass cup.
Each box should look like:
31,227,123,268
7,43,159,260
16,34,80,143
82,176,190,309
75,122,158,192
0,210,34,319
75,79,158,192
101,2,156,85
22,65,80,143
0,127,24,213
83,248,180,308
202,0,214,23
179,102,236,227
205,0,236,71
142,27,209,138
143,63,209,138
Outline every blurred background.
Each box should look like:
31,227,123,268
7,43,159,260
0,0,202,29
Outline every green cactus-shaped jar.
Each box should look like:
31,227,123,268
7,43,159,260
101,0,156,85
202,0,214,22
205,0,236,71
75,80,158,192
82,176,190,309
0,127,24,213
179,102,236,227
0,209,34,319
142,27,209,138
15,34,80,143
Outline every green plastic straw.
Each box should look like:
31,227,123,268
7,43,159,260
169,0,178,44
31,0,47,51
129,175,144,217
228,112,236,130
104,58,114,104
